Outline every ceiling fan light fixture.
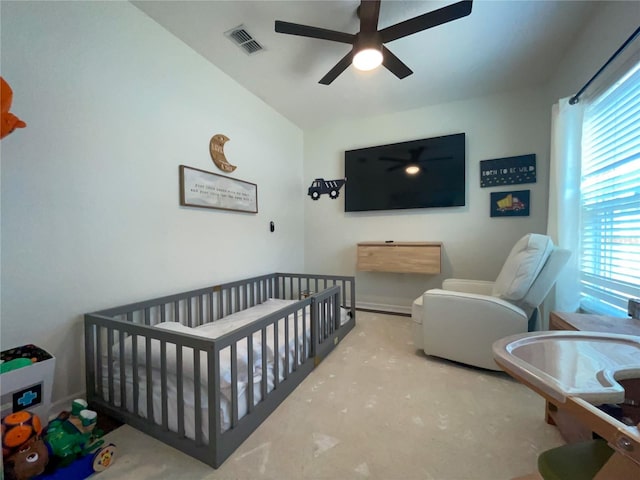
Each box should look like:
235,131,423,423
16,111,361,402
353,48,383,71
275,0,474,84
405,165,420,175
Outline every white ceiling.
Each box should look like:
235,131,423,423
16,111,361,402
132,0,598,130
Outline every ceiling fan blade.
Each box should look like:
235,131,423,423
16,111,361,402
408,147,426,159
275,20,355,44
359,0,381,34
379,0,473,44
422,155,453,163
387,164,406,172
382,46,413,79
319,50,354,85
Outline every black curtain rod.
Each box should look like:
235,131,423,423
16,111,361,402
569,25,640,105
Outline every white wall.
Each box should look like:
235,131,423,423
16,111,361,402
547,1,640,101
303,88,551,312
0,2,304,405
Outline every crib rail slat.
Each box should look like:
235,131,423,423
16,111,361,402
132,334,139,416
210,293,215,323
284,316,290,377
96,327,103,402
107,328,114,404
231,342,238,428
176,345,185,437
294,310,299,370
194,347,202,446
302,307,308,361
119,330,126,411
84,323,96,403
217,288,223,319
261,327,268,401
145,337,153,421
273,320,279,388
247,334,254,413
209,344,219,452
160,340,168,430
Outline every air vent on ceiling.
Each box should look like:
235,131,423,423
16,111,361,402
224,25,264,55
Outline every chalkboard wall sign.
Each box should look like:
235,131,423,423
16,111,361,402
480,154,536,187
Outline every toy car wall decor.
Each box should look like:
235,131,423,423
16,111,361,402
307,178,346,200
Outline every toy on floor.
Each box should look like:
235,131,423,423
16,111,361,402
1,400,117,480
2,410,44,455
46,400,102,464
3,436,50,480
2,411,48,480
38,399,117,479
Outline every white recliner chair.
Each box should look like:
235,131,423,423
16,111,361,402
412,233,571,370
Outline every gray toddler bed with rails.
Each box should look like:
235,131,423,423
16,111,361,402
84,272,355,468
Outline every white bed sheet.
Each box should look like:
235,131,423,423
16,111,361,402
102,363,269,441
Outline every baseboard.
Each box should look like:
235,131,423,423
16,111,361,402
356,301,411,316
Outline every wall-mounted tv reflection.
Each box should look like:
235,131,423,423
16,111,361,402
344,133,466,212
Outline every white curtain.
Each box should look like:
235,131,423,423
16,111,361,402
546,97,583,312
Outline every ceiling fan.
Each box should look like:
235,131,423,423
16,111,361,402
275,0,473,85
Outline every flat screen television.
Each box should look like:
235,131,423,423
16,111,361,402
344,133,466,212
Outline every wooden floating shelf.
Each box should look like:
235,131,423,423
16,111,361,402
356,242,442,274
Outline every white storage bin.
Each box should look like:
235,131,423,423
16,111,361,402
1,344,55,422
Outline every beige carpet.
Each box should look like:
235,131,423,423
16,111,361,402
94,311,563,480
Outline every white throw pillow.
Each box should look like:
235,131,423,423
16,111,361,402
492,234,554,301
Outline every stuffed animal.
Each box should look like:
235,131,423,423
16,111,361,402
1,76,26,139
1,411,43,458
2,411,47,480
3,435,49,480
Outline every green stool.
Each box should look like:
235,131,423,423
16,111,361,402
538,439,615,480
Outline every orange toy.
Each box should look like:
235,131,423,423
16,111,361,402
1,411,43,457
1,76,26,139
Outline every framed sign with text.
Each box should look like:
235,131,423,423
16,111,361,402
480,154,536,187
179,165,258,213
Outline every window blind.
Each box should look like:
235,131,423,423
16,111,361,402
580,60,640,316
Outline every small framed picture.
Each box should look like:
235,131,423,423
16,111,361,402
490,190,530,217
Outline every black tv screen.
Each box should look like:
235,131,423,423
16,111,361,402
344,133,466,212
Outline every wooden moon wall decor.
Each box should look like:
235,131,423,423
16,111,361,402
209,134,237,173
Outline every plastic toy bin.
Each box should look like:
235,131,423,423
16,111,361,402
1,344,55,422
